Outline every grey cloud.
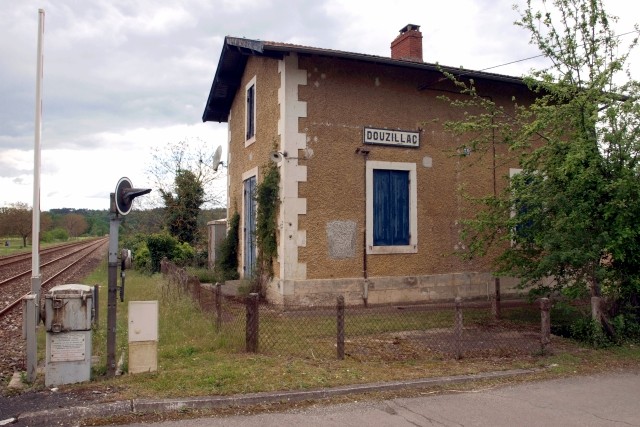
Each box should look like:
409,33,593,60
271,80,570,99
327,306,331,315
0,0,346,156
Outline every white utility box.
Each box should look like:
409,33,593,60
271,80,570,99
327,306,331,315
128,301,158,374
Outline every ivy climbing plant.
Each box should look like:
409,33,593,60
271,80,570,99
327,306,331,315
254,162,280,293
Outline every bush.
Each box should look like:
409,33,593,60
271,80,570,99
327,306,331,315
42,227,69,242
569,317,612,348
133,244,152,273
186,267,222,284
122,233,152,273
610,313,640,343
146,233,179,273
173,241,196,265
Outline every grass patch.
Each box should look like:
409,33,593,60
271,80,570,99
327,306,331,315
0,237,90,256
28,260,640,401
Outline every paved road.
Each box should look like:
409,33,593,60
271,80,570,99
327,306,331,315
125,371,640,426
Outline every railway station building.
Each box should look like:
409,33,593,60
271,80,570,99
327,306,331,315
202,25,534,306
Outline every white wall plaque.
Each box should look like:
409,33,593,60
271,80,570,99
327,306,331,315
50,332,86,362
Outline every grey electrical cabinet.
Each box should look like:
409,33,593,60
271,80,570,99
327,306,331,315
44,284,94,386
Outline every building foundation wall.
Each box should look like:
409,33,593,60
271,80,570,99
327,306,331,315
265,272,523,306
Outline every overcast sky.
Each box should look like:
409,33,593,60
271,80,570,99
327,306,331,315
1,0,638,211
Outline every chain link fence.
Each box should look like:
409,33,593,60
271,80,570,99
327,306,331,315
160,262,552,361
202,287,551,361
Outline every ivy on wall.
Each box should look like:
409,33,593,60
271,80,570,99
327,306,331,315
254,162,280,291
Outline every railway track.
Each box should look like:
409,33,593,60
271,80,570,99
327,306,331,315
0,238,108,383
0,239,92,269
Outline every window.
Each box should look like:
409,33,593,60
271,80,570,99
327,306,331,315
245,76,256,145
509,168,534,244
366,161,417,254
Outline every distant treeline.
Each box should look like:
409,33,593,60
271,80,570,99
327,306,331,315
0,204,226,247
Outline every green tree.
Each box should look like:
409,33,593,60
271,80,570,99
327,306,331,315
62,213,89,238
160,169,205,245
442,0,640,335
0,203,33,247
148,138,224,209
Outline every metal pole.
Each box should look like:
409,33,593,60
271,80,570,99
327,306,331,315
26,8,45,384
31,8,44,289
107,196,121,377
23,294,38,382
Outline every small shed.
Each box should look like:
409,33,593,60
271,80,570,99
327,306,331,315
207,218,227,269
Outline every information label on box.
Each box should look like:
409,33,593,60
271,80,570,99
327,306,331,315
50,333,85,362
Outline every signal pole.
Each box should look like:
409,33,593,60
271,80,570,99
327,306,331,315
106,178,150,377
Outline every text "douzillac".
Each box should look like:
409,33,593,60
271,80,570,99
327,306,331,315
363,127,420,147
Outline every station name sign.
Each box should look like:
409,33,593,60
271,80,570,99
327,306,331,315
363,127,420,148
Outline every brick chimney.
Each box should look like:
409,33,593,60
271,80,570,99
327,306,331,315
390,24,423,62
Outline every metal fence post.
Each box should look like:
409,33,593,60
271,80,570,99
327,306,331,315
246,293,259,353
337,295,345,360
454,296,463,360
93,285,99,326
540,297,551,354
491,277,501,320
215,283,222,333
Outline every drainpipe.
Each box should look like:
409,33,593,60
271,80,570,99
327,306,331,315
356,146,371,307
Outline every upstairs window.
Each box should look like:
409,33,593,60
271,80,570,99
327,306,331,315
245,77,256,145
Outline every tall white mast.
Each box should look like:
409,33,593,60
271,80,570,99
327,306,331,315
26,8,45,383
31,8,44,289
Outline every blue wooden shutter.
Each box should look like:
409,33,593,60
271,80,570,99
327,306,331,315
243,176,257,276
373,169,409,246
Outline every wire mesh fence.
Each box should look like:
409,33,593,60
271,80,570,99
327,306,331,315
199,285,549,361
160,263,551,361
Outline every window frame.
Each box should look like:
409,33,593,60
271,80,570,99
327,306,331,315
242,167,258,277
245,76,256,146
366,161,418,255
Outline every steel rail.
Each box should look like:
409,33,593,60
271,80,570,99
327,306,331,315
0,238,107,289
0,239,107,318
0,239,103,267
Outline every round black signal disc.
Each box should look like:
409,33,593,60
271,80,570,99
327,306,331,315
115,177,133,215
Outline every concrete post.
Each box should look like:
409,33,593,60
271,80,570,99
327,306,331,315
23,294,38,382
337,295,345,360
540,297,551,354
454,297,463,360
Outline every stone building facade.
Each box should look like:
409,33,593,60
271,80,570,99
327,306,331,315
203,25,533,306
